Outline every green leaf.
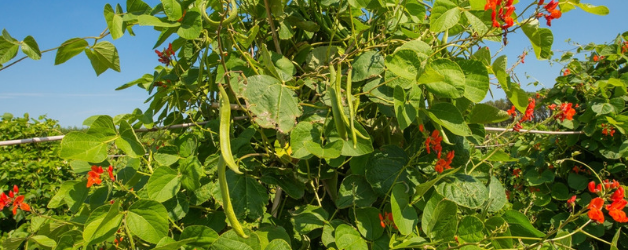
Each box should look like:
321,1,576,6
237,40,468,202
422,59,466,99
137,15,181,27
394,86,421,130
177,8,202,40
365,147,408,195
211,229,261,250
261,173,305,199
30,235,57,248
336,175,378,208
0,37,19,64
351,51,385,82
20,36,41,60
502,210,545,238
161,0,182,21
86,115,117,139
55,38,88,65
411,168,460,204
104,4,124,40
457,216,484,243
154,146,180,166
521,19,554,60
180,225,219,247
268,51,296,82
485,176,507,212
487,149,517,162
424,199,458,241
592,102,615,115
127,200,169,244
83,202,124,246
385,49,424,80
48,180,89,213
265,239,291,250
354,207,385,241
551,182,570,200
290,122,321,159
427,102,472,136
146,167,181,202
492,55,508,90
430,0,461,32
468,104,509,124
335,224,368,250
457,59,489,102
291,205,329,234
468,0,485,10
568,173,588,190
464,11,489,36
115,120,145,157
611,228,621,250
575,3,609,15
59,132,109,163
255,226,291,250
484,216,513,248
127,0,151,14
242,75,302,133
2,237,26,250
85,41,121,76
223,170,269,220
391,184,419,235
436,173,488,209
180,157,203,192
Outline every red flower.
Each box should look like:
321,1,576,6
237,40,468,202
155,43,174,65
107,165,115,181
379,213,386,228
563,69,571,76
507,105,517,118
567,195,576,206
543,0,562,26
593,55,599,62
11,195,30,215
425,130,443,158
419,124,424,133
538,0,544,5
588,197,606,223
520,98,535,122
588,181,602,193
555,103,576,122
513,168,521,177
379,212,397,229
0,192,11,210
435,151,455,174
87,166,104,188
513,123,523,132
611,187,625,202
589,197,605,210
505,190,511,200
607,199,628,223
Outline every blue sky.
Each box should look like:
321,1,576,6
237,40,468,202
0,0,626,127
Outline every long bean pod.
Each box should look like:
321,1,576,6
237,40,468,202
218,84,244,174
218,156,249,238
329,64,348,140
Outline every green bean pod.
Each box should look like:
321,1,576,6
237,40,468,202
329,64,348,140
346,68,358,148
203,0,239,28
218,156,249,238
218,84,244,175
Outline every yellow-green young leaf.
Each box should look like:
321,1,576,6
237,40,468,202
29,235,57,248
468,104,509,124
177,8,202,40
161,0,182,21
391,184,419,236
83,202,124,246
486,176,507,212
104,4,124,40
487,149,517,162
427,103,472,136
86,115,118,140
137,15,181,27
2,29,18,43
127,0,152,14
115,120,145,157
290,122,322,159
335,224,368,250
210,229,261,250
21,35,41,60
59,132,109,163
611,228,621,250
2,237,26,250
468,0,485,10
93,41,121,71
521,19,554,60
0,37,19,64
430,0,461,33
127,200,170,244
146,166,181,202
55,38,88,65
576,3,609,15
278,21,295,40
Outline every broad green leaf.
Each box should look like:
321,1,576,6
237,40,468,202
576,3,609,15
365,147,408,195
457,216,484,243
2,237,26,250
321,219,344,248
59,132,109,163
492,55,508,90
485,176,507,212
385,49,424,80
177,8,202,40
86,115,117,140
127,0,151,14
127,200,169,244
354,207,384,240
457,59,489,102
423,199,458,241
484,216,513,248
472,47,491,66
265,239,291,250
152,239,196,250
180,225,219,247
137,15,181,27
85,41,121,75
216,171,269,220
427,102,472,136
278,21,294,40
180,157,203,192
336,175,378,208
268,51,296,82
422,59,465,98
591,102,614,115
211,229,261,250
115,120,145,157
326,121,374,156
261,173,305,199
0,37,19,64
505,85,529,112
436,173,488,209
551,182,570,200
611,228,621,250
29,235,56,248
291,205,329,234
430,0,461,32
20,36,41,60
83,202,123,246
290,122,322,159
464,11,489,36
348,0,368,8
390,234,428,249
525,168,555,186
161,0,183,21
146,166,181,202
47,180,89,213
303,134,339,158
521,19,554,60
255,226,291,250
411,168,459,204
568,173,588,190
335,224,367,250
154,146,180,166
391,184,419,235
486,149,517,162
394,85,421,130
351,51,385,82
104,4,124,40
55,38,88,65
502,210,545,238
468,0,485,10
468,104,509,124
242,75,302,133
163,192,189,221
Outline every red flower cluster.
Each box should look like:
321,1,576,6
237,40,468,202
587,180,628,223
507,105,516,118
87,165,116,188
601,124,616,137
513,168,521,177
435,151,455,174
563,68,571,76
540,0,562,26
0,185,31,215
485,0,516,30
425,130,443,159
554,103,576,122
510,98,536,132
593,55,605,62
155,43,174,65
622,41,628,54
567,195,576,206
379,212,397,229
572,165,590,175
